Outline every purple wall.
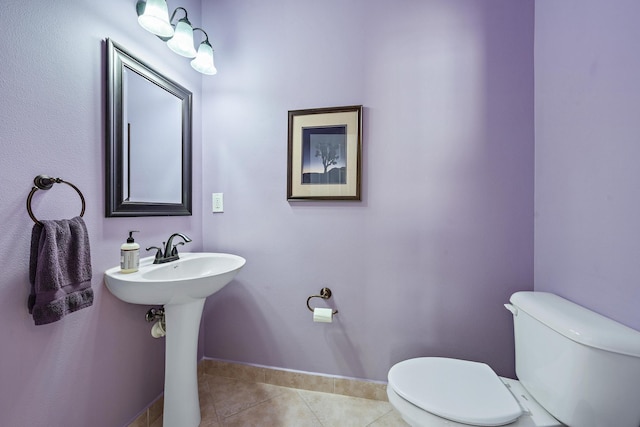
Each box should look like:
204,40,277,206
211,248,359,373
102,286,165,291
4,0,636,422
535,0,640,331
0,0,541,425
200,0,534,381
0,0,203,426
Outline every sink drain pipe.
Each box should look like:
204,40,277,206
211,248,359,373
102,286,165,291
146,307,166,338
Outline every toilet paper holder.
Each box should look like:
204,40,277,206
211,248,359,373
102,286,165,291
306,287,338,315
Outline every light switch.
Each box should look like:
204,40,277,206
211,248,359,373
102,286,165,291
212,193,223,213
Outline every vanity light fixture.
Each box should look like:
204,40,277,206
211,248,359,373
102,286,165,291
166,9,197,58
137,0,174,37
136,0,217,75
190,29,217,75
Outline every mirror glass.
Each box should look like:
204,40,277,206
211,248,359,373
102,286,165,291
106,38,192,216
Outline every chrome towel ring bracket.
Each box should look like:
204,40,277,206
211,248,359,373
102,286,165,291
26,175,86,225
306,287,339,315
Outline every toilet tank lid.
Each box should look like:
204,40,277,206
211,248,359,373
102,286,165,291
511,292,640,358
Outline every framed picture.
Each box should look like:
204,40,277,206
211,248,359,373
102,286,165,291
287,105,363,201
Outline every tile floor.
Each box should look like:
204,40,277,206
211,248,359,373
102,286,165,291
130,360,410,427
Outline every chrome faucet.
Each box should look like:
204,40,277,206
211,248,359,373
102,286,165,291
146,233,192,264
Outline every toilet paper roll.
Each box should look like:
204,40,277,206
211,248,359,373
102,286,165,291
313,307,333,323
151,320,166,338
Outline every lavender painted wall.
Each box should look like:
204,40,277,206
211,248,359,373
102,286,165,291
0,0,203,426
200,0,534,381
535,0,640,331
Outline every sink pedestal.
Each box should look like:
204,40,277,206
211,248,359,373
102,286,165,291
163,299,205,427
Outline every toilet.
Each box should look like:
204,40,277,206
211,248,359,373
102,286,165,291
387,292,640,427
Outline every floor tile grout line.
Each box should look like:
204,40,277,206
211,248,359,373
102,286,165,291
211,381,291,424
295,389,326,427
364,407,395,427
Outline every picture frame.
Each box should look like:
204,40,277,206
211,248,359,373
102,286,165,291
287,105,363,201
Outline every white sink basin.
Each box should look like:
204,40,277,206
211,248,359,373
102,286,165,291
104,252,245,305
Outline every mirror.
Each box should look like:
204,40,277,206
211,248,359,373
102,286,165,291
106,38,192,216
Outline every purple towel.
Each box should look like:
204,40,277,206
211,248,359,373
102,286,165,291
28,216,93,325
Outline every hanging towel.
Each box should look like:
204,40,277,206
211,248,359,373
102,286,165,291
28,216,93,325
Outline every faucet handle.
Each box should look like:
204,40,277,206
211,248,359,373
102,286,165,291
146,246,163,260
171,242,185,256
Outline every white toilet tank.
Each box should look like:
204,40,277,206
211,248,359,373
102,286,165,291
509,292,640,427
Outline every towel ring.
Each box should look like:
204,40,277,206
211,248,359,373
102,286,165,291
306,287,339,315
27,175,86,226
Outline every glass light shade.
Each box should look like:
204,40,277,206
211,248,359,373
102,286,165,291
137,0,174,37
190,41,217,75
167,19,197,58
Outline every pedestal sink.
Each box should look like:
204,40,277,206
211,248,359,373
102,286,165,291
104,252,246,427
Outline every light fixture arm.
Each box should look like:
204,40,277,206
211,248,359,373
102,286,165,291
192,28,210,44
168,7,189,24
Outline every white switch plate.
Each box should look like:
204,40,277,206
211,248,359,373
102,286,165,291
212,193,224,213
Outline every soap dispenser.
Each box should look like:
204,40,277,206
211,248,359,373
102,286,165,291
120,231,140,273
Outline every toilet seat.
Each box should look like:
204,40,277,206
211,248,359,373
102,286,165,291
388,358,522,426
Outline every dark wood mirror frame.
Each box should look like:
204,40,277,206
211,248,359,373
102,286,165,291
105,38,192,217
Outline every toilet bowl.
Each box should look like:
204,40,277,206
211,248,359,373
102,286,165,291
387,357,560,427
386,292,640,427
